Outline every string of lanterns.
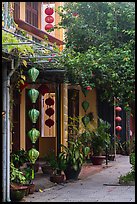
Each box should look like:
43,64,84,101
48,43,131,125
115,106,122,140
27,67,40,180
44,6,54,31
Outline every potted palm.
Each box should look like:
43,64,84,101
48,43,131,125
90,118,111,165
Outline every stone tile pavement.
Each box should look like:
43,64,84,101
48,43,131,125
21,154,135,202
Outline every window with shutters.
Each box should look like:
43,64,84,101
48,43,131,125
14,2,20,20
25,2,38,27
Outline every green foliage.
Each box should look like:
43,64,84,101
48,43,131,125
11,149,29,168
10,162,26,185
2,30,34,57
90,118,111,156
119,171,134,184
59,140,90,171
130,152,135,174
54,2,135,113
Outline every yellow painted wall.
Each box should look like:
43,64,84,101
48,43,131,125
61,84,68,147
79,87,98,131
20,2,25,21
39,137,56,158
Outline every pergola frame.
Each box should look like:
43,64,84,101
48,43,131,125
2,27,65,202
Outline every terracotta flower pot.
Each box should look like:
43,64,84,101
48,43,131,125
91,155,106,165
50,174,64,184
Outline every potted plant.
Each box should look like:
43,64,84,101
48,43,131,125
59,139,90,180
49,154,66,184
41,151,56,175
10,162,28,201
90,118,111,165
11,149,29,168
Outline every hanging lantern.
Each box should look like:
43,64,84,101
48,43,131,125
28,109,40,123
82,115,90,127
115,106,122,112
27,128,40,144
115,116,122,122
115,126,122,131
45,15,54,23
38,84,49,96
28,89,39,103
28,67,39,82
45,97,54,106
45,24,54,31
45,108,54,117
45,118,54,128
45,7,54,15
20,82,28,92
86,86,92,91
28,148,39,164
82,101,89,112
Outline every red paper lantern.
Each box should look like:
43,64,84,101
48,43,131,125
45,97,54,106
45,118,54,128
45,7,54,15
115,106,122,112
86,86,92,91
38,85,49,96
20,82,28,92
45,24,54,31
115,126,122,131
115,116,122,122
45,108,54,117
45,15,54,23
72,12,78,16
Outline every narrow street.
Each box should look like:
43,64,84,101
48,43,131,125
22,155,135,202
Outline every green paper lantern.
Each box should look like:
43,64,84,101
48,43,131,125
82,101,89,112
28,67,39,82
28,89,39,103
28,109,40,123
82,115,90,127
28,148,39,164
28,128,40,144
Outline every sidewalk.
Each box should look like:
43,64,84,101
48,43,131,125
21,154,135,202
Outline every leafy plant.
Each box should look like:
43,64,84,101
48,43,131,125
54,2,135,115
11,149,29,168
59,140,90,171
91,118,111,156
10,162,26,185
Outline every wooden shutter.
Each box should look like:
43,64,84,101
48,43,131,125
14,2,20,20
26,2,38,27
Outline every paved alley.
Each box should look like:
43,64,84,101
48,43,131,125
22,155,135,202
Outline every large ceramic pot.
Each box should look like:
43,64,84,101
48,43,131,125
10,185,28,202
91,155,106,165
64,166,81,180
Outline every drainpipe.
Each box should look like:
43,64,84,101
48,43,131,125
4,2,8,28
6,59,18,202
2,62,7,202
